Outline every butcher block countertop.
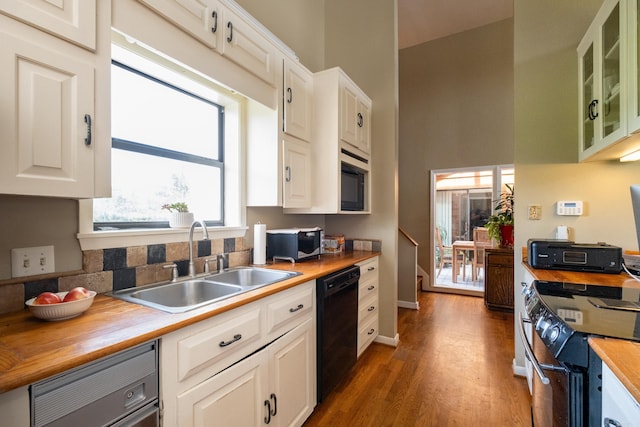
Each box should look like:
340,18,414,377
523,259,640,405
0,251,379,393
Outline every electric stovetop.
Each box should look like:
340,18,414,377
534,280,640,342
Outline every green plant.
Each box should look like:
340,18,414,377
161,202,189,213
485,184,514,243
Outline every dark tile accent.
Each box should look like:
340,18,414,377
224,238,235,253
24,278,59,301
198,240,212,257
113,268,136,291
175,260,189,277
344,239,354,251
372,241,382,252
147,244,166,264
103,248,127,271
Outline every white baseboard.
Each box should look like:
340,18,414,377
397,300,419,310
512,358,526,377
375,333,400,347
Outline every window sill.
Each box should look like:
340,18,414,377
77,226,248,251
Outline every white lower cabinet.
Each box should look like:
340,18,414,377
357,257,379,356
602,362,640,426
161,281,316,427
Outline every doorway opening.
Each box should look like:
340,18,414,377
430,165,514,296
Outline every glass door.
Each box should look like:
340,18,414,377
430,165,513,295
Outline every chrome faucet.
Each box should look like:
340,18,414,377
188,220,210,277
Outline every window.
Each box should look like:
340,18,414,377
78,37,245,250
93,45,228,230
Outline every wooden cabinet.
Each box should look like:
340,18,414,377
161,281,316,427
283,58,313,142
283,137,312,209
340,79,371,155
287,67,371,214
484,248,514,311
602,362,640,426
138,0,276,87
0,1,110,198
357,257,379,356
0,0,97,50
577,0,640,161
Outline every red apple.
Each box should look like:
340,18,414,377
63,287,91,302
33,292,62,305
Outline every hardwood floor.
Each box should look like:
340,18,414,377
304,291,531,426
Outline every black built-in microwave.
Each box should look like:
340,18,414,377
341,162,366,211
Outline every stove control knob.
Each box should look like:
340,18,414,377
536,317,551,335
547,325,561,343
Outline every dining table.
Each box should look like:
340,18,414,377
452,240,475,283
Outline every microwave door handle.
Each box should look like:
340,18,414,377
517,312,550,385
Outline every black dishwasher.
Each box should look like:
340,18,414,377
316,265,360,402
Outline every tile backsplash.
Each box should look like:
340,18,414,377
0,237,250,315
0,236,380,315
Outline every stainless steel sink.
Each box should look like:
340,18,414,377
204,267,299,287
110,267,300,313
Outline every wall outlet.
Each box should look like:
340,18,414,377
528,204,542,220
11,245,55,278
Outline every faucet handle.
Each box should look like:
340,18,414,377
204,258,214,274
163,263,179,282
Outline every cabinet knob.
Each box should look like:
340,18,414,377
357,112,363,127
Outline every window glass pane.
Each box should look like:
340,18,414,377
93,149,222,224
111,63,221,160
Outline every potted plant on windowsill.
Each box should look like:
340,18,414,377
162,202,194,228
485,184,514,249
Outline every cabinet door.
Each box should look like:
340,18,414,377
138,0,221,49
578,0,628,161
283,59,313,142
0,29,96,198
283,137,311,209
221,7,277,86
269,319,315,427
355,97,371,154
340,82,359,147
628,0,640,133
177,350,268,427
0,0,96,50
602,363,640,426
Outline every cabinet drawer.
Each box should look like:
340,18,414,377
358,257,379,283
266,283,314,337
358,292,378,323
487,254,513,267
357,313,378,356
359,277,378,302
175,306,262,382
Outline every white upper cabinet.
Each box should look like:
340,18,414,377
0,0,96,50
578,0,640,161
139,0,277,87
340,79,371,156
578,0,627,161
283,58,313,142
138,0,222,50
220,4,277,87
0,2,110,198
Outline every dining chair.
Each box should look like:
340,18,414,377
472,227,492,282
435,227,463,278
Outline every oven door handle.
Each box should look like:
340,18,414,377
517,312,551,385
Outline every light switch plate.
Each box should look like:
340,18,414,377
11,245,55,278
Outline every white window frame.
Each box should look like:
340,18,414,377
77,31,247,250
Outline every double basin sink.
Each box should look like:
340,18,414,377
111,267,300,313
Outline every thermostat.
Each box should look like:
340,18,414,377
557,201,583,216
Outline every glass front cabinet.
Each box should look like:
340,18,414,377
578,0,640,161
